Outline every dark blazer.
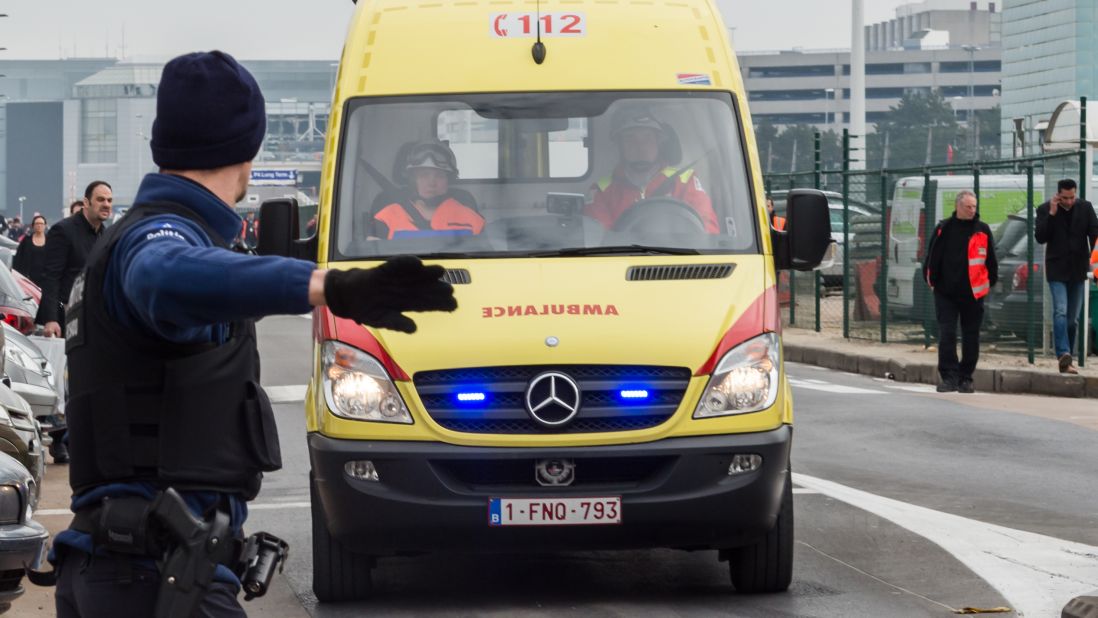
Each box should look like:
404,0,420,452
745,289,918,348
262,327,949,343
1034,199,1098,282
35,213,104,325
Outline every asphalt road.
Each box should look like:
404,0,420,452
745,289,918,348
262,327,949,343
24,315,1098,617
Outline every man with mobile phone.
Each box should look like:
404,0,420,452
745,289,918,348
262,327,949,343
1035,178,1098,374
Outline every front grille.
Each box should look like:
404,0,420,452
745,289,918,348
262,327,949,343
626,264,734,281
442,269,471,285
433,455,674,488
413,365,692,435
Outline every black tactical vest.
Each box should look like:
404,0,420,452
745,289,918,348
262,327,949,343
65,201,282,501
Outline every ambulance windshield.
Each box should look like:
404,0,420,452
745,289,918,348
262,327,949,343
332,91,758,260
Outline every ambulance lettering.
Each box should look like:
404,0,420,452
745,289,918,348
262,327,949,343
481,303,620,318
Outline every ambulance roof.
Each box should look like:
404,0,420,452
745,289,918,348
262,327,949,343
336,0,740,98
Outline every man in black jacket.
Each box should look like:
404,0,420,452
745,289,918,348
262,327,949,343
1035,178,1098,374
924,191,998,393
35,180,113,338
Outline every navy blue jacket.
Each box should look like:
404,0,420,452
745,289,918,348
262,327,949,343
53,173,316,583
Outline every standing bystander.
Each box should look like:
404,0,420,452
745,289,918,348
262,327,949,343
924,190,998,393
35,181,113,338
12,215,49,287
1035,179,1098,374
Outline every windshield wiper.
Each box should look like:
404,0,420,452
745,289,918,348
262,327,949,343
530,245,702,257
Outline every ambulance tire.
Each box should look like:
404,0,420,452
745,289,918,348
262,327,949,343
311,474,375,602
727,474,793,593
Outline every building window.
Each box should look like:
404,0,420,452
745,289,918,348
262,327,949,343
842,87,910,99
939,60,1001,73
80,98,117,164
939,85,1000,97
843,63,909,75
754,112,826,125
749,89,830,102
748,65,835,78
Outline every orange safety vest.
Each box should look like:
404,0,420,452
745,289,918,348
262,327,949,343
771,215,786,231
967,231,991,299
374,198,484,239
1091,248,1098,279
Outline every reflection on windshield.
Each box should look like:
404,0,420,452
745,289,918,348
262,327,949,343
333,92,757,259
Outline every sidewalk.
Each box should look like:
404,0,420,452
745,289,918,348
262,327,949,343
783,327,1098,398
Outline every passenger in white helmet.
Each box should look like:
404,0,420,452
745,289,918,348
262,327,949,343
373,142,484,239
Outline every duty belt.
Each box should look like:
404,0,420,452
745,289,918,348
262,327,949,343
30,488,288,617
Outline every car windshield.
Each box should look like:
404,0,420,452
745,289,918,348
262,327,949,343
332,92,757,259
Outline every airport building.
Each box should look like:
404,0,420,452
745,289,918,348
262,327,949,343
738,0,1002,134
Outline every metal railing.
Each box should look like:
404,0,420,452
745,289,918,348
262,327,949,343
765,103,1095,365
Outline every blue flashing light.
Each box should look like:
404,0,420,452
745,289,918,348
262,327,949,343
619,389,650,400
456,392,487,403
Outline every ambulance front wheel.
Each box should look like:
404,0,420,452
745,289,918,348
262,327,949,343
726,474,794,594
311,473,376,602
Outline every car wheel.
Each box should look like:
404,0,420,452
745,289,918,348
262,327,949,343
311,473,375,602
727,473,793,593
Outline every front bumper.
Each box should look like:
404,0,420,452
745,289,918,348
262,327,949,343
0,519,49,605
309,425,791,555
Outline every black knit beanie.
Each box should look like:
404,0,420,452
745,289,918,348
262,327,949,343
151,51,267,170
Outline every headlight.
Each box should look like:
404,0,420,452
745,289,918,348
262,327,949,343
0,485,21,525
321,341,412,424
694,333,780,418
0,405,12,427
4,345,35,371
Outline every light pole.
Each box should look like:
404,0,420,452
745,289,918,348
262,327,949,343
962,44,980,157
825,88,835,130
17,196,25,222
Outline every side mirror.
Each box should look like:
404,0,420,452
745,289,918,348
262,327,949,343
256,198,318,261
772,189,831,271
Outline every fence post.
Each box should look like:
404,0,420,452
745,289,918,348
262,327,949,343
814,131,822,333
842,129,850,339
880,172,889,343
922,170,934,350
1026,165,1036,364
1079,96,1088,367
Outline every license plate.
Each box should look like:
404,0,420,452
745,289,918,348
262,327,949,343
489,497,621,526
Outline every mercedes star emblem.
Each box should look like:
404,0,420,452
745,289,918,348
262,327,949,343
524,371,581,427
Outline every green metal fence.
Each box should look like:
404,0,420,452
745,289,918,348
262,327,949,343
765,115,1095,366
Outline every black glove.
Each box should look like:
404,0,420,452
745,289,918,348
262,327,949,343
324,256,457,333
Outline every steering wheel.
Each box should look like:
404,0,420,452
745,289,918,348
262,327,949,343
611,197,706,235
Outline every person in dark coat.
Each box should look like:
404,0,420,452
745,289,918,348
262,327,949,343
34,181,113,337
1035,178,1098,374
12,214,49,287
924,190,998,393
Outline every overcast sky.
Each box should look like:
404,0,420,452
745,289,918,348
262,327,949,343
0,0,910,60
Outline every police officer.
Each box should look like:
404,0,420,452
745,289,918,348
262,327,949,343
585,104,719,233
49,51,457,616
372,141,484,238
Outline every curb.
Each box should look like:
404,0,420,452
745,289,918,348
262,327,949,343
1063,592,1098,618
784,342,1098,399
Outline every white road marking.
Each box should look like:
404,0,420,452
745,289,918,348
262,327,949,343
794,473,1098,617
35,509,73,517
264,384,308,403
788,378,886,395
792,488,820,495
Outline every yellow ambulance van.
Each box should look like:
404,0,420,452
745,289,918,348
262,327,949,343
258,0,831,601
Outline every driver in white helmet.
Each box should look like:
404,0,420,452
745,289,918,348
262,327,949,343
585,105,718,233
373,141,484,239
